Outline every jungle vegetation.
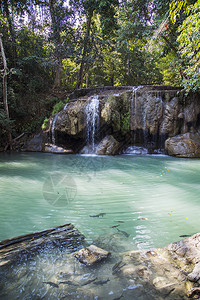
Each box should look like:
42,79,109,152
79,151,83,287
0,0,199,148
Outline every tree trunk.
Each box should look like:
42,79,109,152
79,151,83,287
86,73,89,88
3,0,17,62
77,12,93,89
53,58,62,89
49,0,62,89
0,34,12,150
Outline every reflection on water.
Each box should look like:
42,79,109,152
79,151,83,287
1,152,200,298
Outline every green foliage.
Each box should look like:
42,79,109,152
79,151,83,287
170,0,191,23
121,112,130,132
42,117,49,131
62,59,78,89
177,1,200,92
65,97,69,103
0,0,199,148
44,97,59,106
52,101,65,115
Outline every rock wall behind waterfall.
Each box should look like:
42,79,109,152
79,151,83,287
44,86,200,156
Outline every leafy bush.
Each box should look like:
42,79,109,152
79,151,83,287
52,101,65,115
65,97,69,104
121,112,130,132
42,117,49,130
177,2,200,92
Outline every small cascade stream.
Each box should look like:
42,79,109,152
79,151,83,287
130,86,144,144
85,95,100,153
51,114,58,145
127,86,170,154
64,103,68,110
156,93,165,150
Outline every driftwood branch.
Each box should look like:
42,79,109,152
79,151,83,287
13,132,25,142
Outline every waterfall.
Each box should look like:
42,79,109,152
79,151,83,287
143,101,148,146
64,103,68,110
51,114,58,145
85,95,100,153
130,86,143,143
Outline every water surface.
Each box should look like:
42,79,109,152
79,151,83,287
1,152,200,299
0,152,200,250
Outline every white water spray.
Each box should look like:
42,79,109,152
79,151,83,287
131,86,143,143
64,103,68,110
51,114,59,145
85,95,100,153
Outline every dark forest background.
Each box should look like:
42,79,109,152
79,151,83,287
0,0,199,147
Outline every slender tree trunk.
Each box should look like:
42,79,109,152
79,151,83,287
86,73,89,88
0,34,12,150
49,0,62,89
77,12,93,89
53,57,62,88
3,0,17,62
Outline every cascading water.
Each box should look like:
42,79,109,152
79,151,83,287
51,114,58,145
157,94,165,150
64,103,68,110
130,86,144,143
85,95,100,153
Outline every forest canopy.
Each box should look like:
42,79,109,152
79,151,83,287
0,0,199,146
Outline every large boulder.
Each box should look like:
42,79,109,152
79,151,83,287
24,132,46,152
96,135,120,155
165,133,200,158
55,100,87,138
160,97,180,136
74,245,110,266
116,233,200,299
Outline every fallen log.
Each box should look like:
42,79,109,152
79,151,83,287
13,132,25,142
0,223,84,267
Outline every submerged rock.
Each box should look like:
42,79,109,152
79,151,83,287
74,245,110,266
44,144,73,154
96,135,120,155
123,146,148,155
165,133,200,158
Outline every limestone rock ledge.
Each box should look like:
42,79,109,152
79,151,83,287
118,233,200,299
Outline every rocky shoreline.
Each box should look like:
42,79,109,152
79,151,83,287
1,224,200,299
118,233,200,299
